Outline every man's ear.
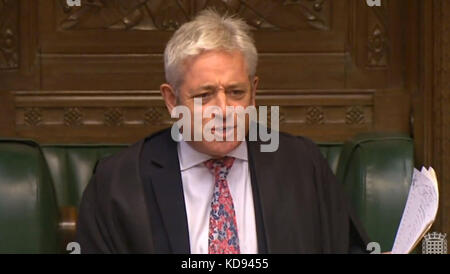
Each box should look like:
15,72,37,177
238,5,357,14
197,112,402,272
251,76,259,106
160,83,177,114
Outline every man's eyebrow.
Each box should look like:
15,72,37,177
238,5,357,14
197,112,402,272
225,83,248,89
191,83,248,94
192,85,217,93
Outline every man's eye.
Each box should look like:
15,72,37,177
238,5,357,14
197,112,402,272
231,90,245,96
194,93,211,98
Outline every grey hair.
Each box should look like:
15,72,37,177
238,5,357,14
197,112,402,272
163,9,258,91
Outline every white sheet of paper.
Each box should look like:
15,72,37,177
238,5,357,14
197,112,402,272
391,168,439,254
427,167,438,191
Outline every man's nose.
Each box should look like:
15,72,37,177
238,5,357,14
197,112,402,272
214,89,228,116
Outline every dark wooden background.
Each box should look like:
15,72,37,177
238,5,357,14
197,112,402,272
0,0,449,243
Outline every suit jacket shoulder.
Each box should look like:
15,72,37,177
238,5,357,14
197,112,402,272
75,130,170,254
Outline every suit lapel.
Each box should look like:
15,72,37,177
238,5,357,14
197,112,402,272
145,130,190,253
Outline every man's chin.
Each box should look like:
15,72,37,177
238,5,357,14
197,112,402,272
188,140,242,158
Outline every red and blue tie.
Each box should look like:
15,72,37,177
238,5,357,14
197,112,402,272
204,156,240,254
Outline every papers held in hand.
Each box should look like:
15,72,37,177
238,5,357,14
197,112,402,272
391,167,439,254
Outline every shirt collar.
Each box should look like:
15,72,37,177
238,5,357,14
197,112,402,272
178,140,248,171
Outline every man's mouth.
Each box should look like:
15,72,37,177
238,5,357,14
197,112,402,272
211,126,237,137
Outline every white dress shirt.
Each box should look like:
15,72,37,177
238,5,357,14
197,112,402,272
177,140,258,254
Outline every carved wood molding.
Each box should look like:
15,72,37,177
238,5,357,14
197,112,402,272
57,0,331,31
15,91,173,128
367,2,388,67
349,0,389,70
14,90,372,127
13,90,374,142
0,0,19,69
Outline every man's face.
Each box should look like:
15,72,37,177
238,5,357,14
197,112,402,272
161,50,258,158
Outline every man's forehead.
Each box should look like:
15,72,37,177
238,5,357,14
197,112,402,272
182,50,248,75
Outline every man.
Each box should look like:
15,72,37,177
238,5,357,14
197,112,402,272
76,10,370,254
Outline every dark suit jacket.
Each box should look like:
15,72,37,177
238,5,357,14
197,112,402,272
75,128,370,253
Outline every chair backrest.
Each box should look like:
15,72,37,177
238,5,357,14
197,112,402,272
0,140,60,253
39,143,344,209
318,143,344,175
40,144,127,207
336,133,414,252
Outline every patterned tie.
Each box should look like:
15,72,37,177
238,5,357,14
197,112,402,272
204,156,240,254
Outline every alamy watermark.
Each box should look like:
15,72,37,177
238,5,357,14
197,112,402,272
366,0,382,7
66,0,81,7
67,242,81,254
68,0,382,8
170,98,279,152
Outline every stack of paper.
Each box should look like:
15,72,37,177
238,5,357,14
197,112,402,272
391,167,439,254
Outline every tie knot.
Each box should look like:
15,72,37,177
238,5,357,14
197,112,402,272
204,156,235,180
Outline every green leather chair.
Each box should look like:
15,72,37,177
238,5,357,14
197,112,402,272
39,143,345,210
40,144,128,208
0,133,414,253
336,133,414,253
0,140,60,253
318,143,344,175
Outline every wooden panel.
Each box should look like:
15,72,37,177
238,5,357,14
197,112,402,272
40,0,346,53
40,54,165,90
417,0,450,243
40,53,346,90
0,0,415,145
257,54,346,89
0,0,19,70
0,91,15,136
438,0,450,243
0,0,39,91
